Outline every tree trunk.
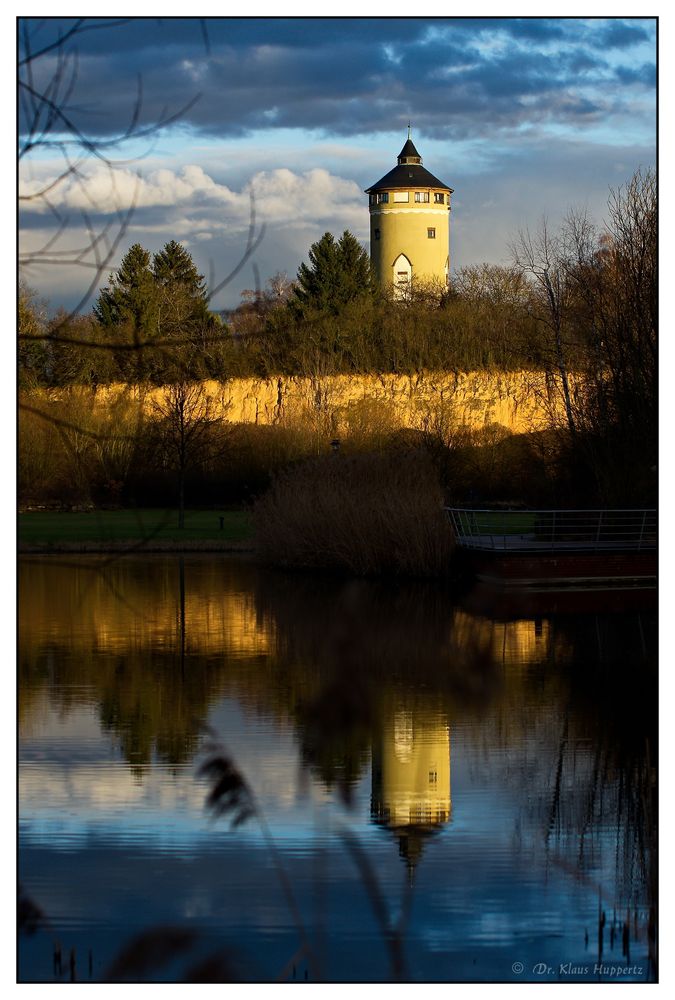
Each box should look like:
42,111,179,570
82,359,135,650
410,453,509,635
178,465,185,530
555,326,577,437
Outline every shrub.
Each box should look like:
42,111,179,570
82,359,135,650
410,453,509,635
253,448,454,577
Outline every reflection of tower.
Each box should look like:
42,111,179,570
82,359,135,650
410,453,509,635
371,705,451,877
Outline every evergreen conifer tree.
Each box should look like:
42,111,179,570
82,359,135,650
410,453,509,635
94,243,158,332
294,230,373,315
94,240,228,381
152,240,208,304
93,243,159,379
154,242,208,330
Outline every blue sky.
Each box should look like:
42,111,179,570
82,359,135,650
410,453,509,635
18,14,656,312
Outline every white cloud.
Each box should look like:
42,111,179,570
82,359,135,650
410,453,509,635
19,161,370,309
20,162,365,234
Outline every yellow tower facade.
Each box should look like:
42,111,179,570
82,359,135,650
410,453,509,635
366,131,453,297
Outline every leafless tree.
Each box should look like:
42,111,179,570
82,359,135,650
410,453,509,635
511,220,578,436
151,380,226,529
512,170,656,500
18,18,202,316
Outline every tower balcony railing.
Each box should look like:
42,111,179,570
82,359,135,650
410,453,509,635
444,508,657,553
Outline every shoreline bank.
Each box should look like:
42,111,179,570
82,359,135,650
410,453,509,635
19,539,255,555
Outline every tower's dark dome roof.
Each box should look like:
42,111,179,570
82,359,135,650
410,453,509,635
365,161,452,193
365,135,453,193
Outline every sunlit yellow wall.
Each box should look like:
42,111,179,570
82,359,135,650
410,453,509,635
32,370,570,436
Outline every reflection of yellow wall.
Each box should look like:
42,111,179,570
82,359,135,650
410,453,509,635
492,619,551,667
372,707,451,828
20,562,555,672
19,560,273,661
448,610,553,670
96,591,273,658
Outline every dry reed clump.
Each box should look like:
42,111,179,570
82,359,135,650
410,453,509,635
253,448,455,577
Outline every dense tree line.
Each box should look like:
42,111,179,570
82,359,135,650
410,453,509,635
20,242,234,387
229,237,543,376
19,234,546,388
236,268,541,377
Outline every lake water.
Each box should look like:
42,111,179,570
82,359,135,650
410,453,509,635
18,554,657,983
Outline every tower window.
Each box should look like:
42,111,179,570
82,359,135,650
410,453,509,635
374,229,380,240
376,192,389,204
434,192,445,204
393,191,409,203
415,191,430,203
427,227,436,239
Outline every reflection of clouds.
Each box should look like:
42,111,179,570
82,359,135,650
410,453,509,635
20,760,310,842
21,765,157,811
20,755,307,815
20,697,324,843
19,697,110,749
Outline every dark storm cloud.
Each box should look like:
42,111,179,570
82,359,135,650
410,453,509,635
615,62,657,87
594,21,652,48
20,17,434,55
19,16,655,143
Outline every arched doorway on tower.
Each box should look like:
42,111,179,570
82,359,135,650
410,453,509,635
392,253,412,299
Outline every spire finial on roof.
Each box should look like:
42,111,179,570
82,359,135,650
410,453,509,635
408,121,412,140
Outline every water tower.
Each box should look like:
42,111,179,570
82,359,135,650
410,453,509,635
365,128,453,297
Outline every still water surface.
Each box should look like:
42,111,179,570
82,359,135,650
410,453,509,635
18,555,657,982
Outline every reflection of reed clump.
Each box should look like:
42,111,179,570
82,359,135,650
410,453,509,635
255,571,497,696
248,570,498,802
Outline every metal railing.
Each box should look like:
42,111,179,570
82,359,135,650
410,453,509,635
445,508,657,553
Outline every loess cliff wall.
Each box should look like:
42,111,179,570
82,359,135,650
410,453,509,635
81,371,565,435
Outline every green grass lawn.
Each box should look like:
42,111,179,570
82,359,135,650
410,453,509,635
19,508,252,544
466,511,537,534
